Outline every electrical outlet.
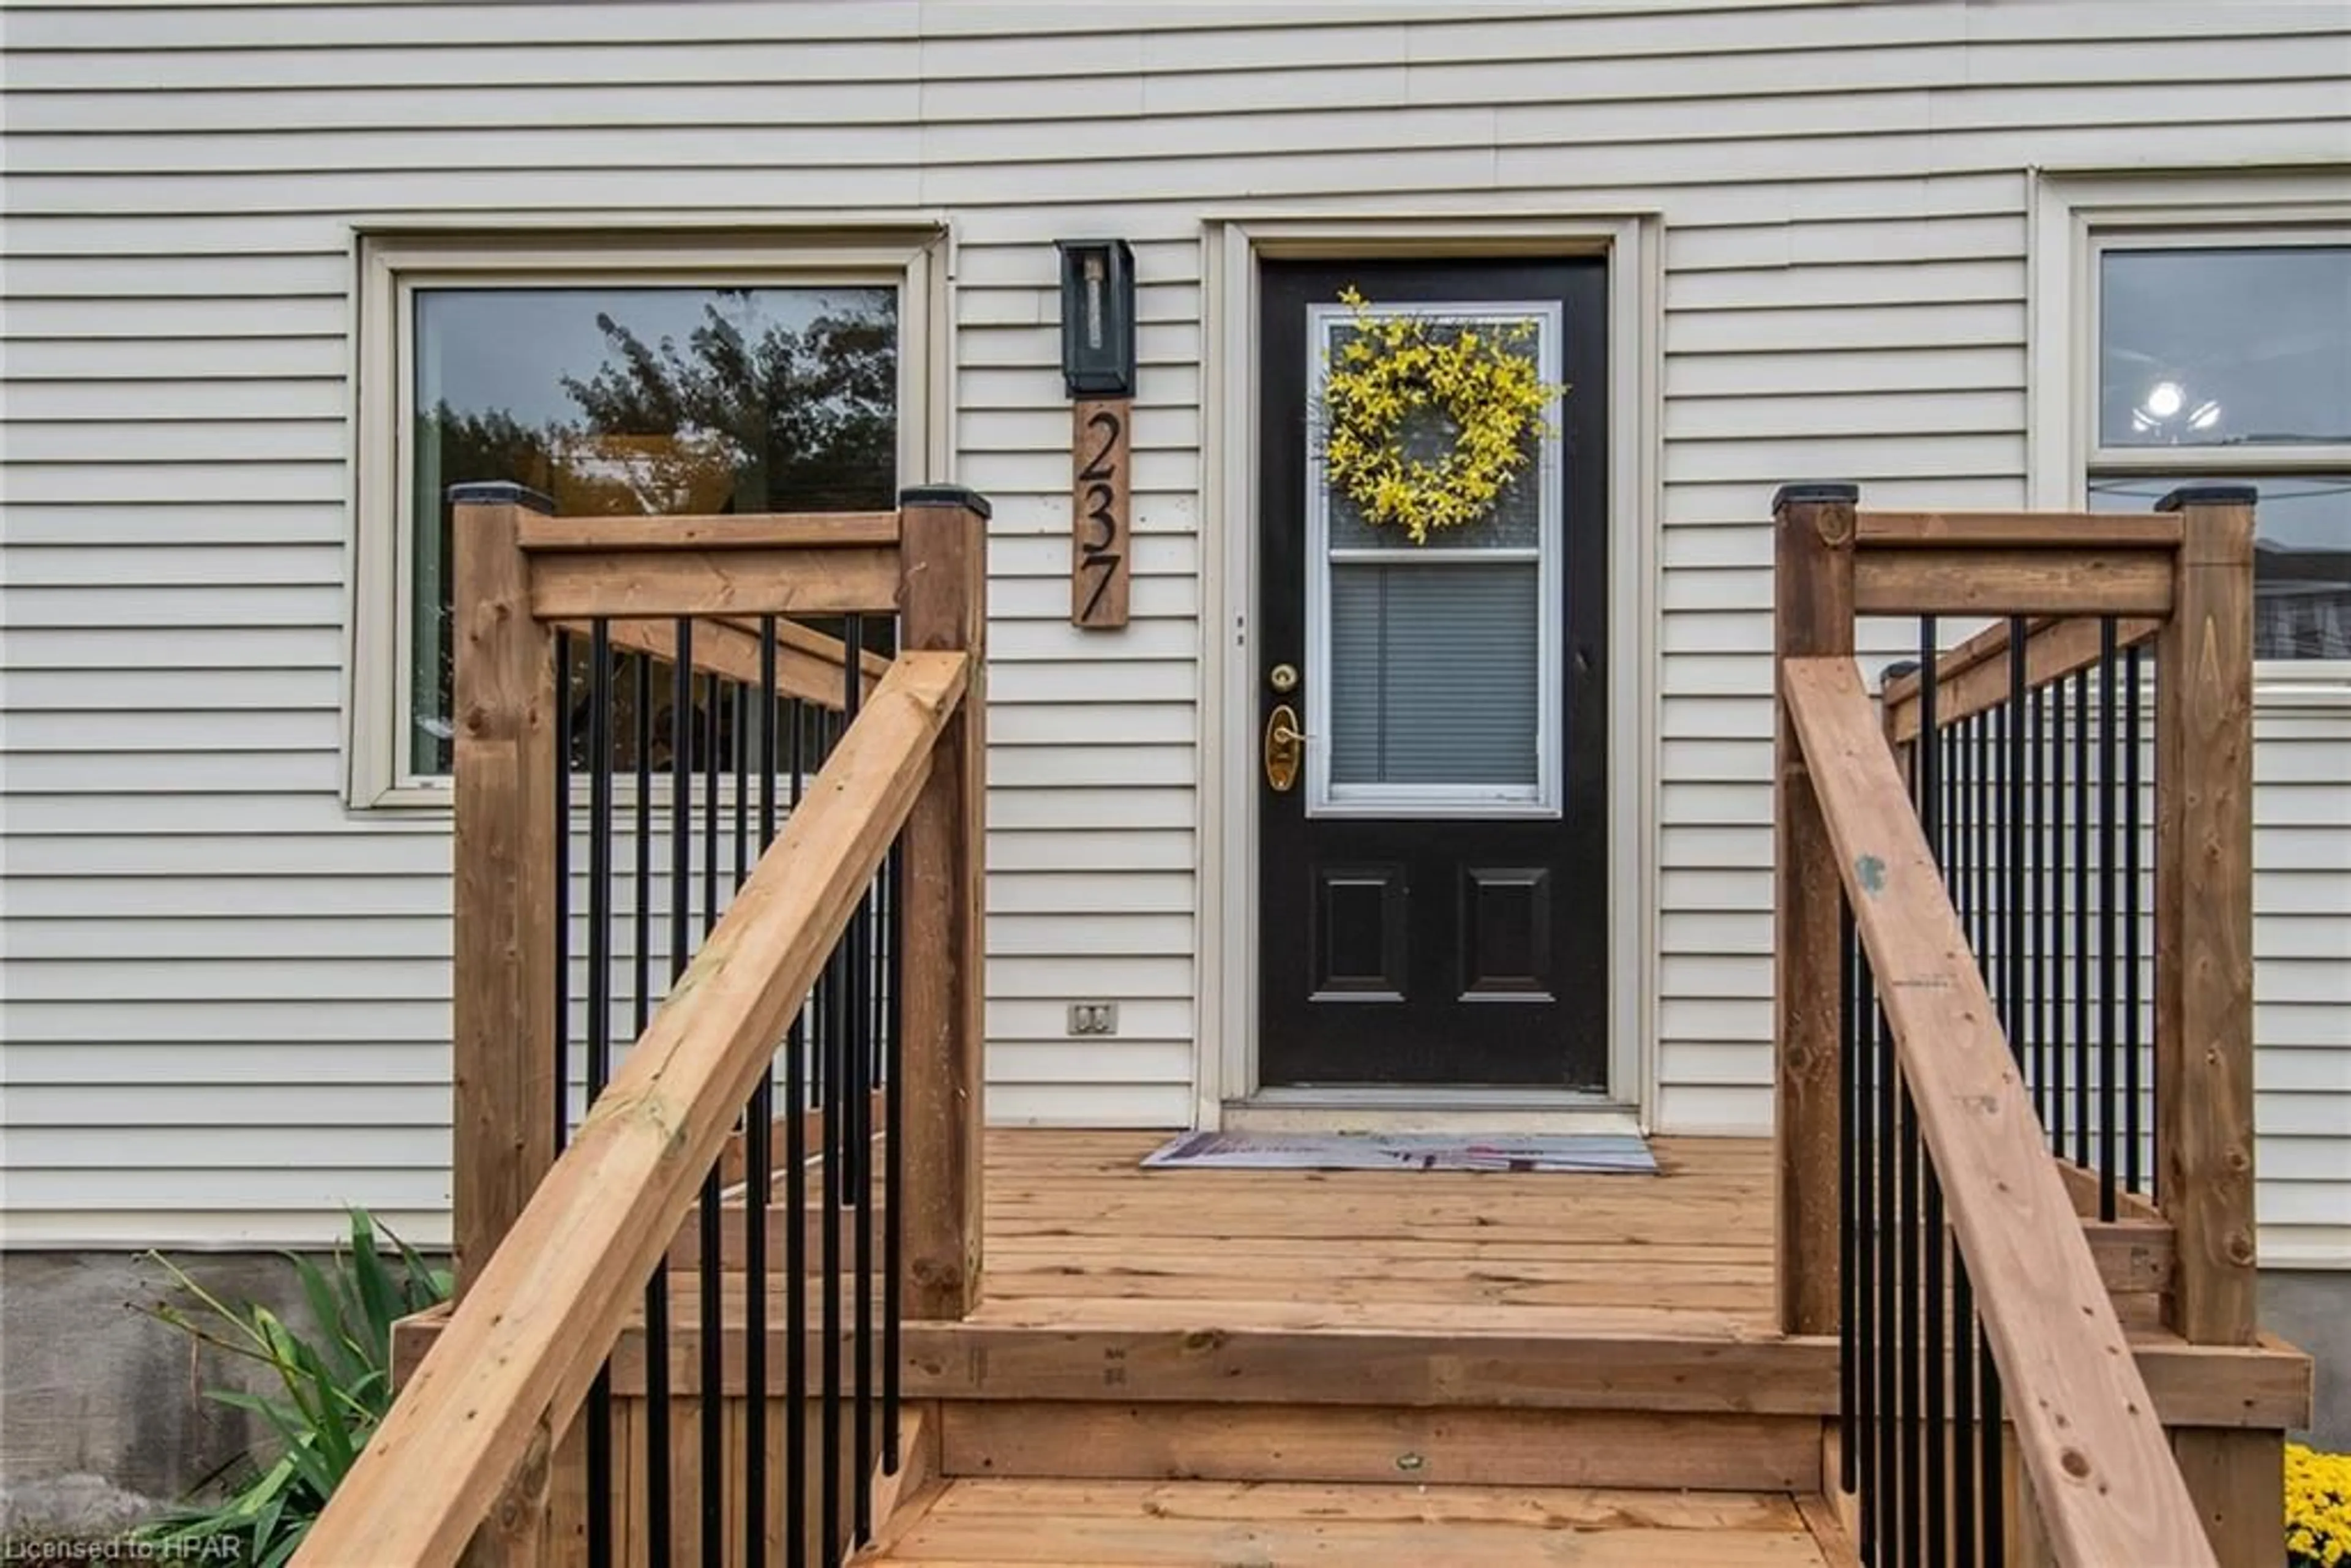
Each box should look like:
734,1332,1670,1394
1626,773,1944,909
1067,1002,1119,1037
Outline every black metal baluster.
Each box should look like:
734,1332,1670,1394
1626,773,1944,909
737,683,752,888
672,625,695,969
1877,992,1900,1567
784,688,809,1568
1916,634,1940,850
1979,1311,2004,1567
841,615,877,1544
1974,712,1992,986
2124,643,2147,1198
1937,705,1955,888
585,624,615,1567
2004,622,2027,1063
744,623,779,1568
1855,908,1879,1561
2049,662,2069,1161
821,685,847,1563
1899,1062,1922,1568
1946,710,1965,945
662,636,716,1568
705,676,722,936
1916,632,1948,1568
1840,896,1856,1496
2073,664,2091,1172
2027,681,2047,1126
1924,1157,1948,1567
2097,620,2120,1221
1984,705,2001,1018
883,833,905,1473
555,630,574,1156
634,650,654,1037
1953,1240,1978,1567
640,647,671,1568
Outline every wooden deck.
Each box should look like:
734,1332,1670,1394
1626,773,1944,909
866,1479,1847,1566
609,1127,2300,1434
970,1129,1775,1333
389,1125,2304,1562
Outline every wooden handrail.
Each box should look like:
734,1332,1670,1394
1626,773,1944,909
1851,547,2175,617
517,509,900,551
555,614,885,711
529,544,902,619
1879,613,2162,743
1854,509,2180,550
1783,656,2213,1568
297,650,970,1567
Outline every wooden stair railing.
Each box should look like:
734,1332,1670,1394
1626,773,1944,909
298,485,990,1567
1774,484,2274,1567
1787,656,2211,1568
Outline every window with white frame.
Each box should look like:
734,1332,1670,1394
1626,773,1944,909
351,235,939,806
1303,299,1564,818
2041,184,2351,667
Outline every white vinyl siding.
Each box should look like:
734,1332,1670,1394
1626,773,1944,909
2,1,2347,1264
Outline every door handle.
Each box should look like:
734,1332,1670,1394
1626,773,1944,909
1264,702,1306,793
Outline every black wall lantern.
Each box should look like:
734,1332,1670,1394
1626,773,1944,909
1056,238,1136,399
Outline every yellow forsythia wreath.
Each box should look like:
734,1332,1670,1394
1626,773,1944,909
2290,1441,2351,1568
1320,286,1561,545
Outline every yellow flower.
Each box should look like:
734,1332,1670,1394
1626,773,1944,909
2290,1443,2351,1568
1318,288,1562,544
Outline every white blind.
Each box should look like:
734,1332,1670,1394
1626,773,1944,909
1328,562,1540,787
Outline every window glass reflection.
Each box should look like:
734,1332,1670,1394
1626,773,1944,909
2098,247,2351,449
2090,475,2351,659
407,286,898,775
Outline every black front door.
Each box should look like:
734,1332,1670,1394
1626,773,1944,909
1256,258,1609,1088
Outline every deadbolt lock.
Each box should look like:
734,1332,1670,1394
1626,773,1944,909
1269,662,1299,692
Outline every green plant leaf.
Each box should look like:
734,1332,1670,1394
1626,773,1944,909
290,1252,368,1389
346,1209,401,1354
138,1204,449,1566
261,1516,314,1568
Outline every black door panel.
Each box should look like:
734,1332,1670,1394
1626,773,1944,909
1256,258,1609,1088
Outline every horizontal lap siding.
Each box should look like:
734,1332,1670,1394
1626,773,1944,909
2,1,2345,1260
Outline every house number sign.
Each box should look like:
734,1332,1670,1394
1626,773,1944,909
1070,396,1132,628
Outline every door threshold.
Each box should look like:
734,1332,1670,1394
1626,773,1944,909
1224,1087,1641,1136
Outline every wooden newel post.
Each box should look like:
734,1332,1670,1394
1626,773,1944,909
898,485,991,1320
2153,484,2259,1346
2153,485,2273,1568
449,481,561,1295
1772,481,1858,1338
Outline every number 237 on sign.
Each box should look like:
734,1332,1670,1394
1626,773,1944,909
1071,397,1131,629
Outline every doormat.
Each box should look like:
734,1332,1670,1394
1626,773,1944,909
1141,1130,1656,1175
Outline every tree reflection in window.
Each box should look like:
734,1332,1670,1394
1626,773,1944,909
410,287,897,775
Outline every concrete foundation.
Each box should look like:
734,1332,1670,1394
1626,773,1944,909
0,1251,331,1537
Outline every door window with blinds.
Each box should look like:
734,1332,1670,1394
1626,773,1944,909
1303,300,1564,817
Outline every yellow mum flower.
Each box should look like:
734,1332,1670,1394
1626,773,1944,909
2290,1443,2351,1568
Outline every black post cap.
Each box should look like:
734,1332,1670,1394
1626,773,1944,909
1880,659,1922,683
899,484,993,520
446,481,555,513
2156,483,2259,512
1772,482,1861,511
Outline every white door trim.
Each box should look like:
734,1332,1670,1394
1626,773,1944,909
1194,213,1665,1128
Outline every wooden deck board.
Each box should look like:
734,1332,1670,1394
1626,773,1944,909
451,1128,2296,1425
864,1478,1839,1566
970,1130,1778,1334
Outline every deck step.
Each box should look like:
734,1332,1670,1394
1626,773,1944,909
936,1401,1823,1493
863,1478,1850,1565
